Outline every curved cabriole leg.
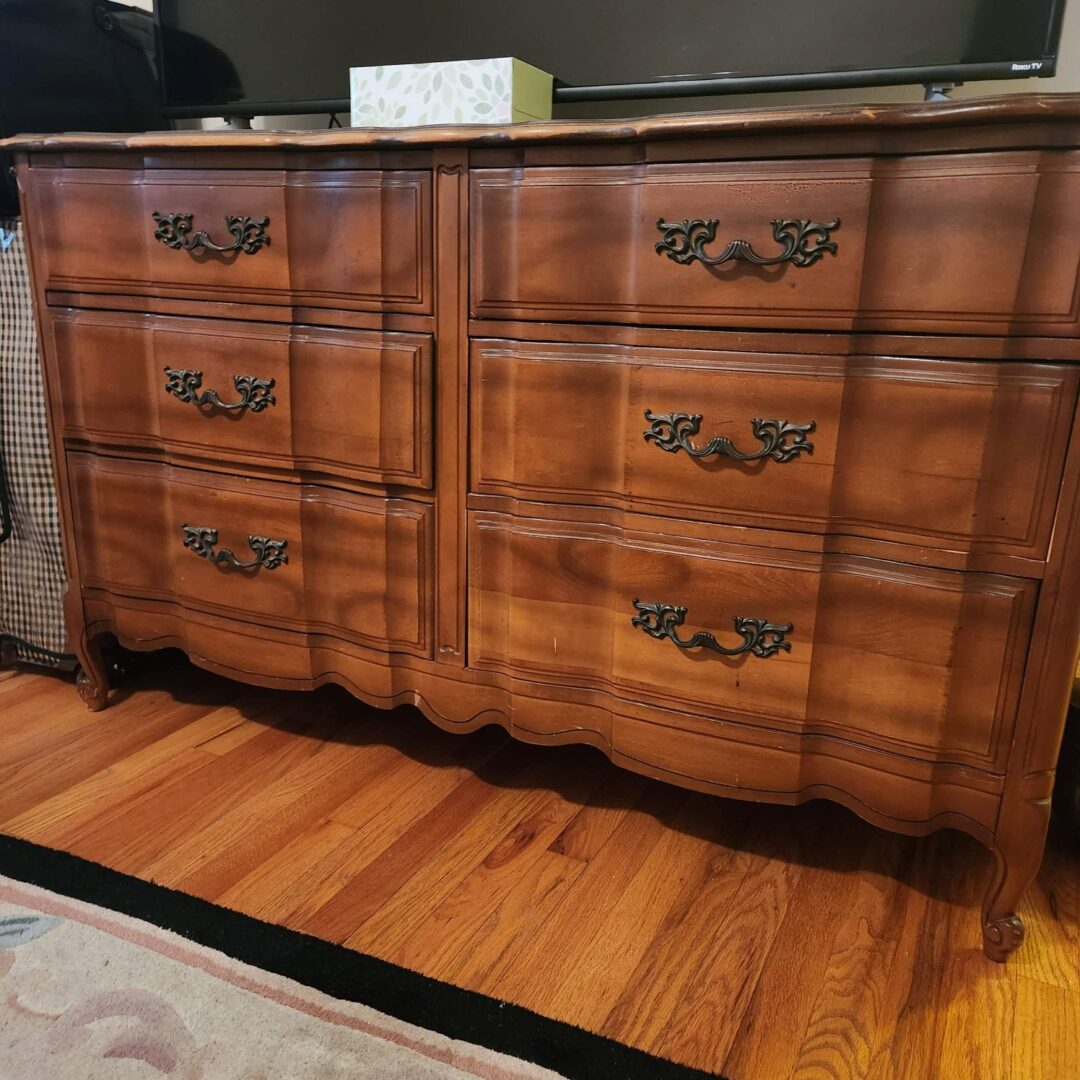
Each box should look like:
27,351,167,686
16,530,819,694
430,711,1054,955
74,634,110,712
981,777,1053,962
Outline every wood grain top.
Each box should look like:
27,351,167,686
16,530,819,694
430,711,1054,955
4,93,1080,152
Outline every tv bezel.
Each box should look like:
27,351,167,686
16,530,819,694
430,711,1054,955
152,0,1068,119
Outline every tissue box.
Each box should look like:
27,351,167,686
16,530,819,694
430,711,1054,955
350,57,553,128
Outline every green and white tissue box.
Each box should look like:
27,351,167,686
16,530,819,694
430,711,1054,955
350,57,553,127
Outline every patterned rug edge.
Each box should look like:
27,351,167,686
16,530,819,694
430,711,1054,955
0,833,725,1080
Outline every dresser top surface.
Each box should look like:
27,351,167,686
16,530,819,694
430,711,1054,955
5,93,1080,153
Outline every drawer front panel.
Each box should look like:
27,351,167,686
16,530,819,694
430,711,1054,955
70,454,433,656
53,310,433,487
471,341,1078,560
468,511,1035,770
471,154,1080,334
29,168,432,312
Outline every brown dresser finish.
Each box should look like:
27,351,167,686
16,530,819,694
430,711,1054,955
471,339,1078,561
25,166,433,312
9,94,1080,963
468,511,1035,771
471,153,1080,334
52,310,433,488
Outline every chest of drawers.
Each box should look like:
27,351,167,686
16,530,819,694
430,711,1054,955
8,95,1080,962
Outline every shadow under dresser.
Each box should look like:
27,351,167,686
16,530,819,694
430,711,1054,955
7,94,1080,961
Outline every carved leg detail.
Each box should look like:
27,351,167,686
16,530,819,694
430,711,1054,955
74,634,110,712
981,779,1053,963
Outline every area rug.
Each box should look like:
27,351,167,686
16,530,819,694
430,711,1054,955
0,834,721,1079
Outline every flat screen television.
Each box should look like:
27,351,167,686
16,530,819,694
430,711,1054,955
154,0,1068,117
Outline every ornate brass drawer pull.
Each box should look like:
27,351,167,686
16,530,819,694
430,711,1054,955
643,410,814,464
655,217,839,268
152,212,271,255
164,368,276,413
181,526,288,571
632,600,792,659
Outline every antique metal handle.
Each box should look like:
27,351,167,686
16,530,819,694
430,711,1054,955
643,411,814,464
181,525,288,571
655,217,839,268
632,600,792,659
164,368,276,413
152,212,271,255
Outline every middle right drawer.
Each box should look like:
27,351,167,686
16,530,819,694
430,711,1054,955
471,339,1078,562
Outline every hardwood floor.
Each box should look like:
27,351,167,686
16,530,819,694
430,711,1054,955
0,653,1077,1079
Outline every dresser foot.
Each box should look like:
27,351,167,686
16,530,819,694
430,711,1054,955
980,778,1053,962
982,912,1025,962
74,637,110,712
75,667,108,711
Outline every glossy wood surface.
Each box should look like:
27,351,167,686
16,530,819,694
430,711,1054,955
472,340,1078,562
72,590,1003,840
468,509,1035,773
5,92,1080,152
51,309,433,487
472,153,1080,335
23,167,432,313
68,454,433,657
1,657,1077,1080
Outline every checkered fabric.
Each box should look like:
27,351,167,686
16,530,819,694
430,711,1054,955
0,217,68,667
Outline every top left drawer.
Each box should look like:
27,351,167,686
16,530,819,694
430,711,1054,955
22,167,433,314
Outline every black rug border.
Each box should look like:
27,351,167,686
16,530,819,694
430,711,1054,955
0,833,725,1080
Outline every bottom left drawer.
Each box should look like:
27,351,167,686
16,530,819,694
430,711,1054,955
68,453,434,657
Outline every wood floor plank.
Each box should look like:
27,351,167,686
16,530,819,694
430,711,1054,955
718,811,879,1080
432,847,591,989
2,704,257,839
1011,976,1080,1080
0,676,108,767
216,816,359,921
270,727,513,930
64,724,338,874
0,690,225,821
432,766,656,990
327,723,510,831
138,727,391,897
864,832,956,1080
787,831,921,1080
394,777,607,978
344,745,602,965
931,835,1016,1080
652,803,808,1068
599,802,765,1053
544,791,738,1032
474,782,688,1008
1012,823,1080,992
301,741,540,943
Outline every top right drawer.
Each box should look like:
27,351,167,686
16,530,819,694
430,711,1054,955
471,153,1080,336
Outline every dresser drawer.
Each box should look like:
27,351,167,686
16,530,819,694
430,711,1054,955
52,310,432,488
468,511,1035,771
471,154,1080,334
27,167,432,312
69,455,433,656
471,340,1078,561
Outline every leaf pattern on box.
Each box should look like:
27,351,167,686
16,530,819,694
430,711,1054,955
351,59,519,127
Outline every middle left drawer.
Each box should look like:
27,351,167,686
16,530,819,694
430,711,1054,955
50,309,433,487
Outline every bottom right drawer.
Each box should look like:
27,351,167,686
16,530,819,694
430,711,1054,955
468,509,1036,772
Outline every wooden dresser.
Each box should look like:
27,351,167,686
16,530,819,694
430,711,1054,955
8,95,1080,962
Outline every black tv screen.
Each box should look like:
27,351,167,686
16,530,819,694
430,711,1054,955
155,0,1067,113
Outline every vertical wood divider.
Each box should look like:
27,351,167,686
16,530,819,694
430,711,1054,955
432,149,470,664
